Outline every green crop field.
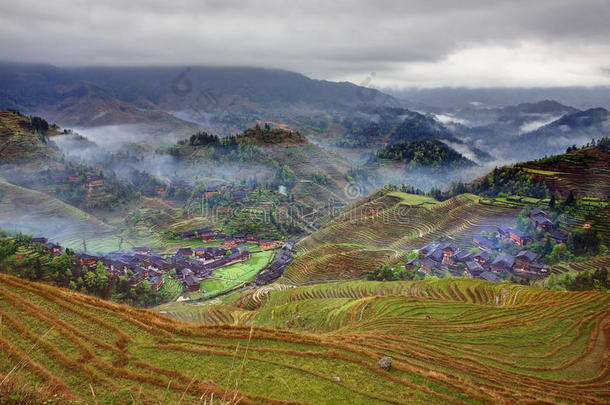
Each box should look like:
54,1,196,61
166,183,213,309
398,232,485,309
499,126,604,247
1,274,608,404
197,251,275,298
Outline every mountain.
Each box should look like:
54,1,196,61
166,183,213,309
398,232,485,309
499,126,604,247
161,125,352,202
373,140,475,170
517,107,610,157
0,62,398,132
388,86,610,110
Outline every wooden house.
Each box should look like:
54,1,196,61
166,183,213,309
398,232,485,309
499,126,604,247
180,231,197,240
149,276,164,291
477,271,501,283
491,254,515,273
184,276,200,291
465,261,484,277
247,234,259,243
222,238,237,248
77,253,98,270
532,214,554,231
514,250,539,272
181,268,194,279
419,257,440,275
473,235,500,252
199,231,217,242
509,229,529,246
473,251,492,267
259,239,275,250
176,248,193,257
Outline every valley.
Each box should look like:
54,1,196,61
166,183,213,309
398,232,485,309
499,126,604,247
0,63,609,405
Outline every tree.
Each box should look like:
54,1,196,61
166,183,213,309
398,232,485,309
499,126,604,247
549,194,556,209
275,165,296,187
565,191,575,206
568,229,602,256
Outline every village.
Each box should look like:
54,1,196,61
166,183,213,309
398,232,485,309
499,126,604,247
408,208,569,283
28,227,292,297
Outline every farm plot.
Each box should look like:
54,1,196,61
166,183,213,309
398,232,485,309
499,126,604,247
198,250,275,298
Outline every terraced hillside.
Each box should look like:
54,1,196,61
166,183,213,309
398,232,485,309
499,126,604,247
0,110,60,167
299,192,517,253
482,142,610,199
0,180,119,252
4,274,606,404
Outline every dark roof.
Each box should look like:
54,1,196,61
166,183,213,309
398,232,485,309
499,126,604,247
419,243,438,255
473,235,500,250
260,239,274,243
132,247,150,251
453,251,474,262
492,254,515,268
425,248,444,263
32,237,48,244
532,214,554,226
516,250,538,262
420,257,440,270
406,257,419,265
473,251,492,261
234,234,245,238
185,276,200,287
529,208,548,217
497,225,512,234
509,229,529,239
440,242,458,252
478,271,501,283
466,261,484,274
182,268,194,276
548,229,568,241
149,276,163,285
177,248,193,254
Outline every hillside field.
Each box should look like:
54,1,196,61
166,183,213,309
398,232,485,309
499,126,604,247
0,274,608,404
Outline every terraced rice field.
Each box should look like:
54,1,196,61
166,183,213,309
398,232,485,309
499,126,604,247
279,244,395,285
0,180,119,253
551,254,610,274
2,274,608,404
0,111,60,166
298,193,518,254
523,147,610,199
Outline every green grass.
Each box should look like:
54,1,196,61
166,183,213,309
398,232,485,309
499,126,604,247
386,191,438,206
198,251,275,298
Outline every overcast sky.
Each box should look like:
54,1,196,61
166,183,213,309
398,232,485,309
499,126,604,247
1,0,609,88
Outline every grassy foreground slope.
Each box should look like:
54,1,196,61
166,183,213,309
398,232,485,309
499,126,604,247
2,274,608,404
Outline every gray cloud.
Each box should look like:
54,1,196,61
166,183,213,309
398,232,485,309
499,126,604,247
0,0,609,87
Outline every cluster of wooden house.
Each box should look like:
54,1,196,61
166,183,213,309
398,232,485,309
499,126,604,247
180,227,278,250
409,233,549,283
254,241,295,285
496,209,568,246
